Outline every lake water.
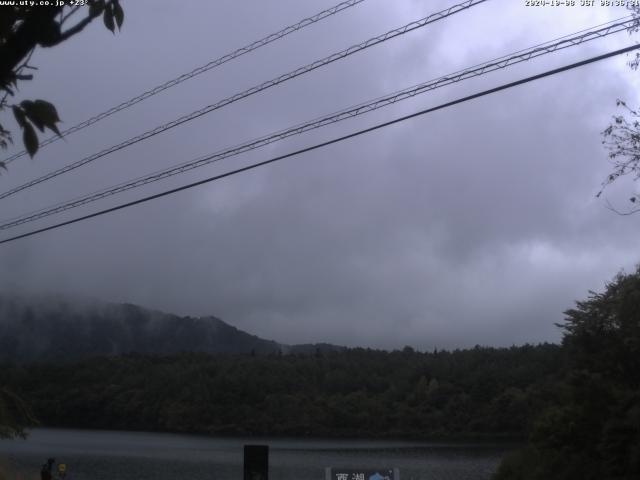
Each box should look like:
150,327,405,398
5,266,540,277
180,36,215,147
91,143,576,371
0,429,514,480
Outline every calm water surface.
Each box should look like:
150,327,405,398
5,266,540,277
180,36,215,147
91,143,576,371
0,428,515,480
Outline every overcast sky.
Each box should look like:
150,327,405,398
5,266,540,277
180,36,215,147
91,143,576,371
1,0,639,350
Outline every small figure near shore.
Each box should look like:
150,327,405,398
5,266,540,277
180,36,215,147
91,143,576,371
57,462,67,479
40,458,55,480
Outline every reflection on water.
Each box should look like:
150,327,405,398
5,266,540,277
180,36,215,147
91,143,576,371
0,428,515,480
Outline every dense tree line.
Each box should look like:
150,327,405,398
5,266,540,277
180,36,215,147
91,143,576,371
0,343,563,439
495,267,640,479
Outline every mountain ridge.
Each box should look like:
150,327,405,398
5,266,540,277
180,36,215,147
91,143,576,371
0,293,343,362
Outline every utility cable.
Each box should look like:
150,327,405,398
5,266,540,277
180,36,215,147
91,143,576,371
0,0,487,200
0,16,634,230
2,0,368,165
1,43,637,245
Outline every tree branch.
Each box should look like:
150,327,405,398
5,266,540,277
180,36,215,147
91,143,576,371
59,5,82,26
604,198,640,216
58,10,102,43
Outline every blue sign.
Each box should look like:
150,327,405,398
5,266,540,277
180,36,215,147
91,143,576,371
325,468,399,480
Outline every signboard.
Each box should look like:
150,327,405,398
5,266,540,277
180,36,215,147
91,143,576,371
325,468,399,480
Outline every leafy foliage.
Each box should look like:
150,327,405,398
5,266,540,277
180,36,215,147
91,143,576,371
12,100,61,157
494,267,640,480
599,5,640,213
0,0,124,162
600,100,640,212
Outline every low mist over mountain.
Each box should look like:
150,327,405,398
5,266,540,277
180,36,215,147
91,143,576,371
0,294,341,362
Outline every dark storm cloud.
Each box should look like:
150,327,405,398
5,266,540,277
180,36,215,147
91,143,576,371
1,0,639,349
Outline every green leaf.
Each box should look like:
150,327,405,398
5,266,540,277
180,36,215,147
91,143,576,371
113,0,124,29
23,123,38,158
20,101,44,132
103,4,115,33
12,106,27,129
20,99,62,136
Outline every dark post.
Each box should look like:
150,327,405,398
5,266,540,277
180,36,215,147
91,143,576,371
244,445,268,480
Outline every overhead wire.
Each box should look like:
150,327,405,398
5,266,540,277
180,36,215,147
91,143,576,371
0,16,634,231
0,0,487,201
1,0,368,166
1,43,638,245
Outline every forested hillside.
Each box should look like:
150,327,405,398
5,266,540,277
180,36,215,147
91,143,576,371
0,295,340,362
0,344,562,439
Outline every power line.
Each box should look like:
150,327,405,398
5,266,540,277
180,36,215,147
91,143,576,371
0,16,634,231
1,43,637,246
2,0,368,166
0,0,487,201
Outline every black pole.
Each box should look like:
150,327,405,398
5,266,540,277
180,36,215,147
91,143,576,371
244,445,268,480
